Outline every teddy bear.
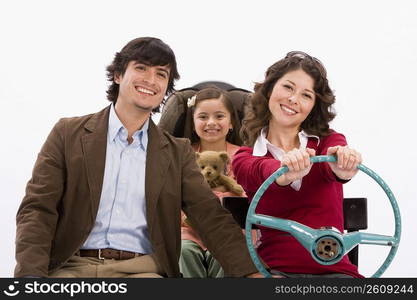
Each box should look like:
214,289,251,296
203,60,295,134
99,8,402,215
195,151,244,196
181,150,245,228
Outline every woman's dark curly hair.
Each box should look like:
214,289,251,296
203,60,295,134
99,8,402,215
106,37,180,112
241,51,336,147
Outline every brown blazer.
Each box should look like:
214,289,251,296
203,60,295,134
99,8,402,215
15,105,258,278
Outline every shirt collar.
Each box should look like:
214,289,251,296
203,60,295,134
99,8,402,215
138,119,149,151
253,127,320,157
108,104,149,151
299,130,320,149
108,104,125,142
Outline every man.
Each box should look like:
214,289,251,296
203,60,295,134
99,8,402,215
15,37,260,278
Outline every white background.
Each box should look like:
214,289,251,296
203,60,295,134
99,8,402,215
0,0,416,277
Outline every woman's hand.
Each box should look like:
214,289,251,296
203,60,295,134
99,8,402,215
326,146,362,180
275,148,316,186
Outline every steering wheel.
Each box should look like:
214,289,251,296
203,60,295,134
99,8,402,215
245,155,401,278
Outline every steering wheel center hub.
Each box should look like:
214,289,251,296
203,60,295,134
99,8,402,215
315,236,342,262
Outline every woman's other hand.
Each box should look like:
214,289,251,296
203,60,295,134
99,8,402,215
327,146,362,180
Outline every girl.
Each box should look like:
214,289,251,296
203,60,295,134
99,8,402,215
190,87,241,179
180,87,243,277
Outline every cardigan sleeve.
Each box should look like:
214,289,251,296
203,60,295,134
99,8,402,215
232,147,291,194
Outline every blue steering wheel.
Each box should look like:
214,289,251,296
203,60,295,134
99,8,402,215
245,155,401,278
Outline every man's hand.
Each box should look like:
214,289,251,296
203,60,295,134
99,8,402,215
246,272,264,278
245,272,284,278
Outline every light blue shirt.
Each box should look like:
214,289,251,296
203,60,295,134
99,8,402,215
82,105,152,253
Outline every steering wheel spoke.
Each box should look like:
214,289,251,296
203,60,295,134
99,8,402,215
344,232,398,252
248,214,312,233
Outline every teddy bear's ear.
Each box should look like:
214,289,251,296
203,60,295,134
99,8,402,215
219,151,230,164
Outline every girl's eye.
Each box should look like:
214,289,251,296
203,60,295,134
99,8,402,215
198,115,207,120
157,72,167,78
136,65,146,71
283,84,293,90
303,93,312,99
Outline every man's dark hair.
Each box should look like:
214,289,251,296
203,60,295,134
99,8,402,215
106,37,180,112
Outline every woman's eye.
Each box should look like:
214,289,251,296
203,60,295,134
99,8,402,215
283,84,293,90
158,72,167,78
303,93,312,99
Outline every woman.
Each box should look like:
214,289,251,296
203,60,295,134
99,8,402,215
233,51,363,278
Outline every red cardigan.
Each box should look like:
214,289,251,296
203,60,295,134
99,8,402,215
232,131,363,277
